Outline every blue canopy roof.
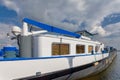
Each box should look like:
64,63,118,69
23,18,81,38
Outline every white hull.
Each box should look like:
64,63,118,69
0,53,109,80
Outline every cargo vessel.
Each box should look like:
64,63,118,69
0,18,117,80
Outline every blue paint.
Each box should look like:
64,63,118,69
23,18,81,38
0,46,19,58
0,53,108,61
2,47,17,51
0,50,3,56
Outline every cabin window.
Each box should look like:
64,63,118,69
52,43,69,55
76,45,85,54
88,45,93,53
95,46,99,52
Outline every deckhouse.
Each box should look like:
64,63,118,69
20,18,104,58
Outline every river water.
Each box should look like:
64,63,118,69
80,52,120,80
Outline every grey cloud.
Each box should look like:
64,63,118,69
2,0,119,31
1,0,120,49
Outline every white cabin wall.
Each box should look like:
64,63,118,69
60,38,91,55
61,38,76,55
33,36,61,57
97,43,104,53
93,45,96,54
33,36,42,57
70,44,76,55
76,41,89,54
101,44,105,50
55,37,99,55
86,43,95,54
39,37,52,56
33,35,103,57
85,45,88,54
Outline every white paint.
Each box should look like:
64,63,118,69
0,53,109,80
22,22,29,36
22,22,47,36
33,34,103,57
11,26,21,36
30,30,47,35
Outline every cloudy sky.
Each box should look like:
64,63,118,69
0,0,120,49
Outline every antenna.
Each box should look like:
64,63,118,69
6,25,12,46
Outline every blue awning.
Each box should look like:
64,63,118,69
23,18,81,38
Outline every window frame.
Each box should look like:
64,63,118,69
52,43,70,55
88,45,93,53
76,44,85,54
95,45,99,52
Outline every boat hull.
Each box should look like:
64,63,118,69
18,50,117,80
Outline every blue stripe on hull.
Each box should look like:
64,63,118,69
0,53,108,61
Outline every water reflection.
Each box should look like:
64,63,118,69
79,52,120,80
